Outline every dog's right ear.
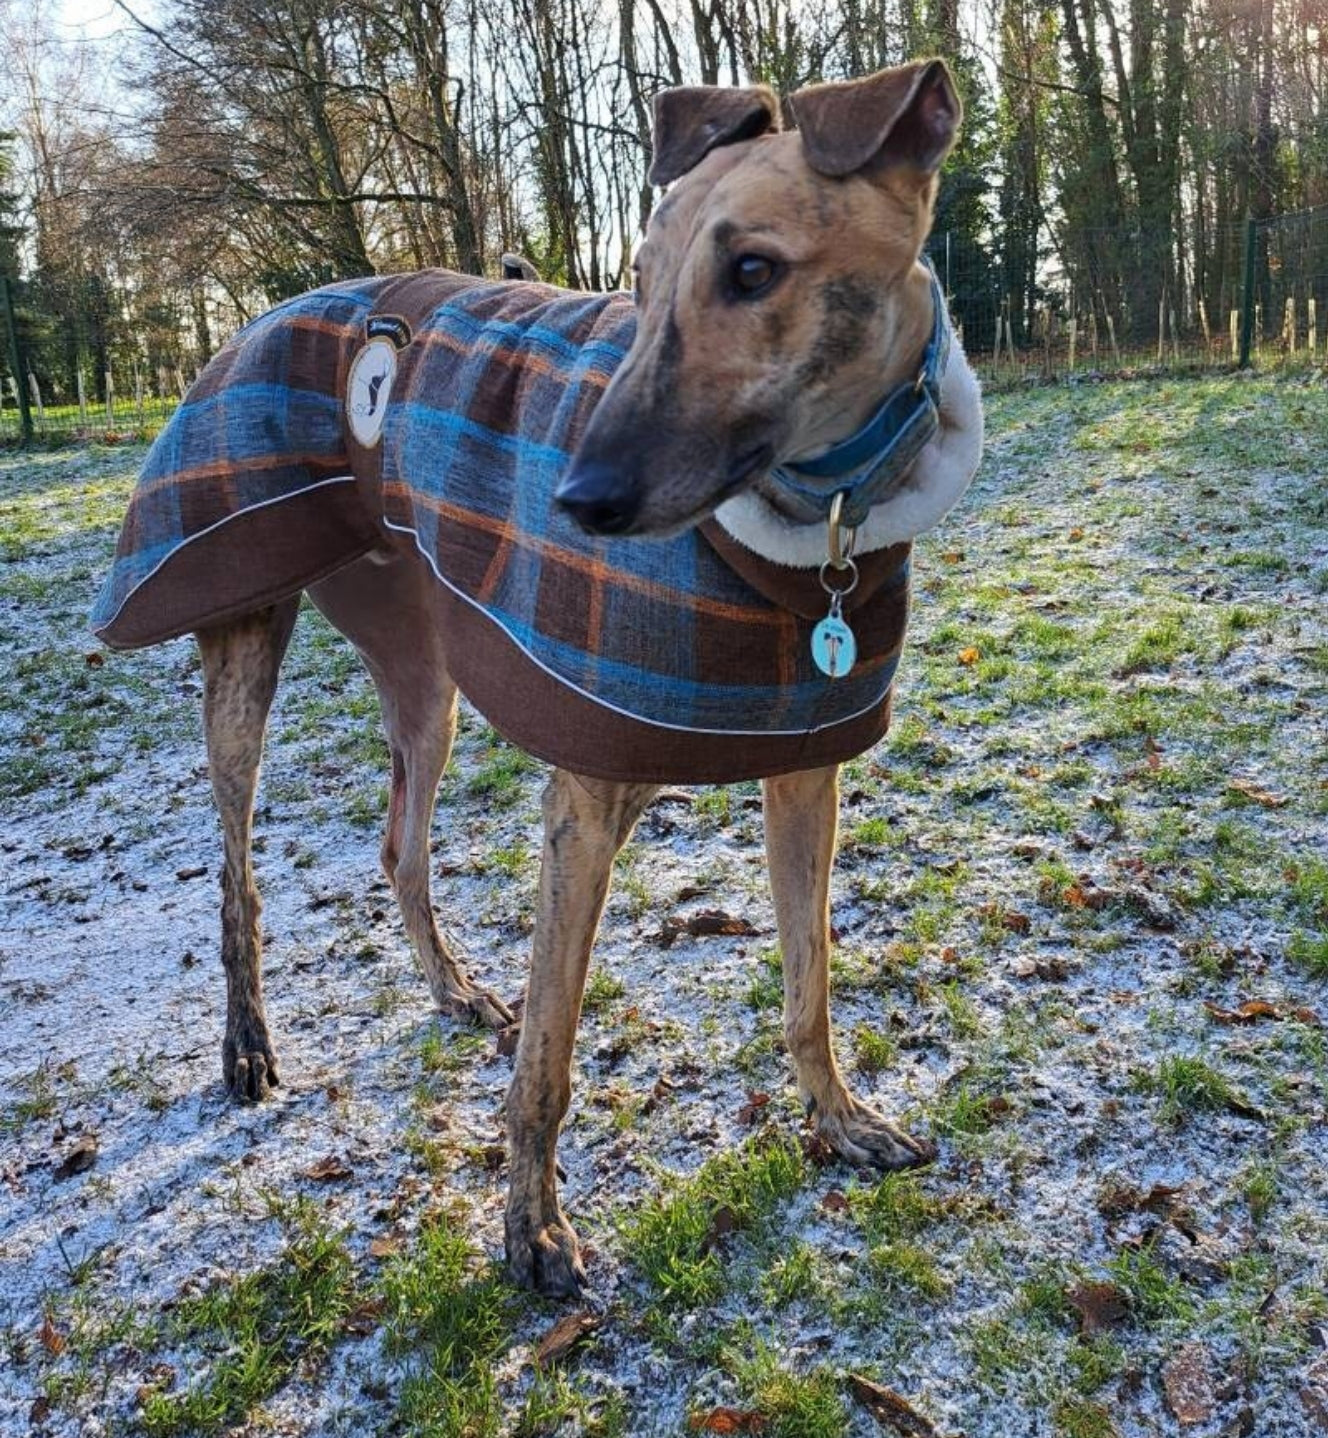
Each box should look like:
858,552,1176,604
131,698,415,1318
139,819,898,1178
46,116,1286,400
649,84,781,186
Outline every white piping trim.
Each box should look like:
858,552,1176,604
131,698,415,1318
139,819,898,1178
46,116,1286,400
381,516,894,739
93,474,362,634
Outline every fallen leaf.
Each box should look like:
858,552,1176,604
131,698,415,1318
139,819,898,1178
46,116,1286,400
496,1023,521,1057
688,1408,766,1433
821,1189,850,1214
848,1373,942,1436
368,1236,401,1258
957,646,980,666
37,1317,66,1355
84,651,104,668
1067,1280,1130,1335
1163,1343,1217,1425
344,1297,386,1336
175,865,207,881
701,1204,739,1254
737,1091,770,1126
676,883,713,901
1227,778,1287,808
656,909,757,948
1098,1179,1185,1220
53,1135,98,1182
941,550,965,564
1204,1000,1284,1025
29,1396,52,1424
534,1310,600,1367
302,1154,353,1182
1068,526,1085,541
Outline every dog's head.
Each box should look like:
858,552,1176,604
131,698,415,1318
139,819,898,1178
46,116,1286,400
556,59,961,537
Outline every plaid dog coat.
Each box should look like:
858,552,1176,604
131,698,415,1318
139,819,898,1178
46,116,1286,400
92,272,912,783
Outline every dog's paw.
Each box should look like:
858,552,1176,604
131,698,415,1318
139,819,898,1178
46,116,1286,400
505,1207,587,1298
223,1031,280,1102
815,1099,935,1170
442,985,515,1030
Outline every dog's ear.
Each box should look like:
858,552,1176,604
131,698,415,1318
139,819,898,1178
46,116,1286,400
649,84,781,186
788,59,961,179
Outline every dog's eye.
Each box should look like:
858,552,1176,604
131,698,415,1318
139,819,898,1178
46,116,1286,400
730,254,779,297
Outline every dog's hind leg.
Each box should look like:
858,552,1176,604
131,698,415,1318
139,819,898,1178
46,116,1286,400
505,770,657,1295
309,554,513,1029
763,764,934,1169
197,597,301,1101
374,665,513,1028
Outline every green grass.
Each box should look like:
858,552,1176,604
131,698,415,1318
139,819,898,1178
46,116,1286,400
621,1135,805,1309
139,1199,358,1435
1136,1053,1237,1124
380,1212,515,1436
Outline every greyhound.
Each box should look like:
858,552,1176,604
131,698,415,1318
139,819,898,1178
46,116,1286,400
97,58,982,1296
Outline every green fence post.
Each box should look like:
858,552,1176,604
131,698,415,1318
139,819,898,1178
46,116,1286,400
0,274,34,445
1238,217,1257,370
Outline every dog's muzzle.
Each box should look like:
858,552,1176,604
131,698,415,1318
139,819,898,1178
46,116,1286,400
555,461,641,535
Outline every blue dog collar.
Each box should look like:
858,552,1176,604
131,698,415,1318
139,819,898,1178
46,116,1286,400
769,261,950,528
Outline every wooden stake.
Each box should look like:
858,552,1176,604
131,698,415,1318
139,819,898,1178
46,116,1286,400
1230,309,1239,361
1068,317,1078,371
105,370,115,426
77,369,88,430
1310,298,1318,355
27,372,45,425
1285,296,1297,354
1157,289,1167,363
1107,314,1120,366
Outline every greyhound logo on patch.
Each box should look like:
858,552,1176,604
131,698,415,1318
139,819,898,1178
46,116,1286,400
346,338,397,447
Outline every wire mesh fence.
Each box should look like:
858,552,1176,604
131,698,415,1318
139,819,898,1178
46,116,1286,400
932,203,1328,389
2,204,1326,446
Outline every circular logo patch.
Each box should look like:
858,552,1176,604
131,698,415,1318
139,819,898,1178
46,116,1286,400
346,338,398,447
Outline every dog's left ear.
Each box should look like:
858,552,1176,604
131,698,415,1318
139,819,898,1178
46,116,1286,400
789,59,961,179
649,84,781,186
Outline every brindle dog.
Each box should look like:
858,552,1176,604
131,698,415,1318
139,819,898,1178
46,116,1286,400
194,58,981,1296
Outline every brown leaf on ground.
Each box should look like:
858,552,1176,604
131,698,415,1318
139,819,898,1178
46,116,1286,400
1227,778,1287,808
737,1091,770,1126
688,1408,766,1434
175,865,207,881
368,1235,401,1258
822,1189,850,1214
1098,1179,1186,1220
979,903,1031,934
1163,1343,1217,1425
302,1154,353,1182
1067,1280,1130,1334
29,1397,52,1424
1204,999,1285,1025
700,1205,739,1255
848,1374,943,1436
343,1297,386,1336
84,651,104,668
496,1023,521,1057
1300,1356,1328,1432
657,909,757,947
53,1135,98,1182
37,1317,66,1355
957,646,980,666
534,1310,601,1367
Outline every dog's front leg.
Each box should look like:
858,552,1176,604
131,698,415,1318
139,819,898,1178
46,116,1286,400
505,770,657,1296
763,764,933,1169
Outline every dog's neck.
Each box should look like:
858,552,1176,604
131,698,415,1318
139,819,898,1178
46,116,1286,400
714,322,983,569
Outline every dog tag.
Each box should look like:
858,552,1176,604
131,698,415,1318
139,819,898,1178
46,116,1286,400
812,612,857,678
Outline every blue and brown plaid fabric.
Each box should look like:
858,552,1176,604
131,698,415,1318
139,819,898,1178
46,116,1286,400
93,271,912,778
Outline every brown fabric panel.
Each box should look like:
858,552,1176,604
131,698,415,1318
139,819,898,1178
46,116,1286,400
700,521,912,621
96,483,381,650
439,582,895,785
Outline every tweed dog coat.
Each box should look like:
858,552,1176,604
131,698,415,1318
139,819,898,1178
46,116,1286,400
92,272,913,783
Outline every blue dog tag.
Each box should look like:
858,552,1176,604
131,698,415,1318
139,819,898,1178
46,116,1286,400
812,614,857,678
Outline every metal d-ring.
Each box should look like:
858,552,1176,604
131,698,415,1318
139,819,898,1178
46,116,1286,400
827,490,857,571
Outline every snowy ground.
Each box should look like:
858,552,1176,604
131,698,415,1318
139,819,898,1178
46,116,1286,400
2,373,1327,1438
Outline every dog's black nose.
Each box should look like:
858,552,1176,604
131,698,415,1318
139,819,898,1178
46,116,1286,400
555,462,640,535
